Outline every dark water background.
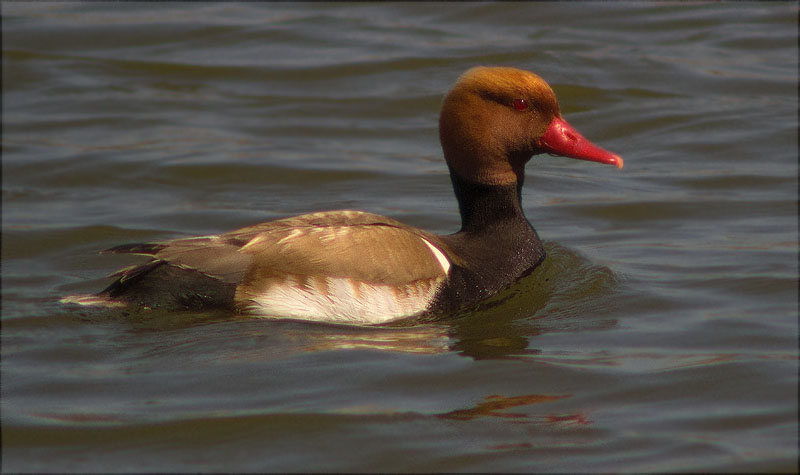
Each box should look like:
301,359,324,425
2,2,797,472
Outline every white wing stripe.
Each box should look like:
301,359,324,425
420,237,451,275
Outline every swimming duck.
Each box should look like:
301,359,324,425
63,66,623,324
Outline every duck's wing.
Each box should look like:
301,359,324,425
103,235,253,285
231,211,452,283
100,210,457,318
228,210,456,322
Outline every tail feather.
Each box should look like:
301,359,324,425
59,294,126,308
107,259,163,282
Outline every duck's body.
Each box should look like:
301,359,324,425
63,67,622,324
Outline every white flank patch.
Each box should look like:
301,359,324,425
420,237,451,274
244,276,444,325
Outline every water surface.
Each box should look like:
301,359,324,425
2,2,797,472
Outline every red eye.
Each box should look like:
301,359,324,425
513,98,528,111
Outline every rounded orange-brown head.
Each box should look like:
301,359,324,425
439,67,622,185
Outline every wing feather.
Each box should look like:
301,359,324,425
102,210,455,297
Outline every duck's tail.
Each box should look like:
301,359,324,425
59,293,126,308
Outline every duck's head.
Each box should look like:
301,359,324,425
439,66,623,185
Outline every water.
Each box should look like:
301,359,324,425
2,2,797,472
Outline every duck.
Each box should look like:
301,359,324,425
62,66,623,325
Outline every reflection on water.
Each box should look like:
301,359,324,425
439,393,572,421
448,242,621,359
302,325,452,355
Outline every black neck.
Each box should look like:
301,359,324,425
432,169,544,315
449,171,529,233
